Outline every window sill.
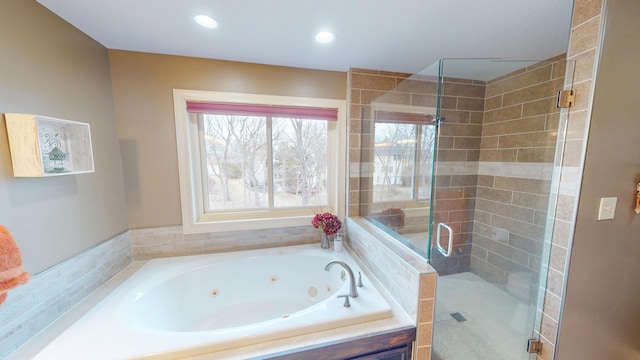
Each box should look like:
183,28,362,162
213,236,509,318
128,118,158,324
183,215,314,234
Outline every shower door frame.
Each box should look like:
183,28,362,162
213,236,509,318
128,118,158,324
428,58,575,360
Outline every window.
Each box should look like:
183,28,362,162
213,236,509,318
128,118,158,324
373,110,435,203
174,90,346,233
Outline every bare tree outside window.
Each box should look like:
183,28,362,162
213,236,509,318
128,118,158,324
200,114,328,212
374,122,417,202
373,121,436,203
273,118,327,207
418,124,436,200
202,114,267,210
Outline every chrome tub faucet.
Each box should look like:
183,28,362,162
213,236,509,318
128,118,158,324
324,260,358,298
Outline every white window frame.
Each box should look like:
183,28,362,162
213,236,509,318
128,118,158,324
173,89,346,234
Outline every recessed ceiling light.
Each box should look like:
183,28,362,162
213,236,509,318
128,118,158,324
195,15,218,29
315,31,335,44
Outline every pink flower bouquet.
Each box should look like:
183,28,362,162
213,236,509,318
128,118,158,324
311,212,342,236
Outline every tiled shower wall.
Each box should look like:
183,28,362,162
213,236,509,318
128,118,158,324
348,62,567,280
348,68,437,218
430,77,486,275
471,55,567,294
348,69,484,275
538,1,606,359
347,70,440,360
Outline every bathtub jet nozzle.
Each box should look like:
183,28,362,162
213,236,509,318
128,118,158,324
324,260,358,298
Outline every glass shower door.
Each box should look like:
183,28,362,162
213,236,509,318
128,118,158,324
428,58,572,360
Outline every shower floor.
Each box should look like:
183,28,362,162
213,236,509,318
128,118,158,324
432,272,534,360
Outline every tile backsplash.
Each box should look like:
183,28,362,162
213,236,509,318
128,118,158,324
0,231,132,358
130,225,320,260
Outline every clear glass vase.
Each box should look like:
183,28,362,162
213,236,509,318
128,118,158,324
321,233,331,249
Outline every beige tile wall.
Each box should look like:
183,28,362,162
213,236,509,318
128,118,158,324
538,0,605,359
416,272,436,360
481,55,566,164
348,68,437,217
471,55,566,289
431,77,486,275
347,69,493,360
347,70,441,360
349,69,484,276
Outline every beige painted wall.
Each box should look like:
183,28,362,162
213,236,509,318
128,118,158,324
0,0,128,273
108,50,347,229
557,0,640,358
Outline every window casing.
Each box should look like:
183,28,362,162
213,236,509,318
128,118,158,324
174,90,346,233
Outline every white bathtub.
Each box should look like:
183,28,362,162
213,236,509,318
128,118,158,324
34,244,393,359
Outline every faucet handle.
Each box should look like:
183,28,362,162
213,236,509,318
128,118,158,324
357,271,363,287
337,294,351,307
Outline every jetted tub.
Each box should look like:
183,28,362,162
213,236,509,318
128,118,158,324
33,244,393,359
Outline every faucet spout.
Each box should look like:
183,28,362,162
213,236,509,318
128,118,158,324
324,260,358,298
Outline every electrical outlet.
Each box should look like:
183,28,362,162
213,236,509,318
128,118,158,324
597,197,617,220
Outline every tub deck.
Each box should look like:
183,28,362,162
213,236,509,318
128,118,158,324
16,244,414,360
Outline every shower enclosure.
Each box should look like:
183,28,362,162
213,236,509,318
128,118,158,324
358,57,573,359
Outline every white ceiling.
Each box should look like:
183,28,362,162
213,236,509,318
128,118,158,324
37,0,574,77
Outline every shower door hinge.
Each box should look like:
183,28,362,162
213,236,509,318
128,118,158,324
527,339,543,354
556,90,575,108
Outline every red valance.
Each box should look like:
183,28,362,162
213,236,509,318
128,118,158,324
374,111,432,124
187,101,338,121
